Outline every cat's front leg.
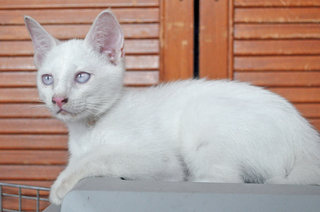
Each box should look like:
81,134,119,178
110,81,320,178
49,163,80,205
49,145,184,205
49,155,90,205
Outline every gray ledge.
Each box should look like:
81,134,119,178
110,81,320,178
44,177,320,212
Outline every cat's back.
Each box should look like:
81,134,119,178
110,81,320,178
119,79,299,128
139,79,291,108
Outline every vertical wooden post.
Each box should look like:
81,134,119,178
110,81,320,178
160,0,194,81
199,0,233,79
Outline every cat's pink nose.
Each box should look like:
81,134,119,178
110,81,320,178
52,96,68,108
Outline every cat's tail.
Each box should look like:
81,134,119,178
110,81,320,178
266,119,320,186
266,159,320,185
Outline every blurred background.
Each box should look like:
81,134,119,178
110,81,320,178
0,0,319,210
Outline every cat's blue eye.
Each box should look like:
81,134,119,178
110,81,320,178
41,74,54,85
75,72,91,84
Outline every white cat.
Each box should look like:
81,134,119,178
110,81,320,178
24,10,320,205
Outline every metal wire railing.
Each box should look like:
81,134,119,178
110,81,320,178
0,182,50,212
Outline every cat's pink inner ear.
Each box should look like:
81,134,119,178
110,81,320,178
85,10,124,65
24,16,58,68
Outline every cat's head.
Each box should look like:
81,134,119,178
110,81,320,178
24,10,125,122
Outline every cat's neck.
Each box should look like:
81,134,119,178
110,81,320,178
66,120,87,156
65,87,127,156
67,119,89,132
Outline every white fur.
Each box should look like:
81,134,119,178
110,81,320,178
24,10,320,205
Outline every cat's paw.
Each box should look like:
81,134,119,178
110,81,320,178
49,173,78,205
49,185,63,205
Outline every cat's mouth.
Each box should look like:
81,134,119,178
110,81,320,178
55,107,86,120
57,109,76,116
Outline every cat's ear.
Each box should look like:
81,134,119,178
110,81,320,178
24,16,59,68
85,10,124,65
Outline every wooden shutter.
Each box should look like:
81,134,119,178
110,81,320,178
199,0,233,79
200,0,320,131
1,0,320,210
160,0,194,81
0,0,160,210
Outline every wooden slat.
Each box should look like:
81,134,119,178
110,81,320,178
124,71,159,86
235,24,320,39
0,150,66,166
0,165,64,180
234,72,320,86
0,150,67,165
0,104,51,118
235,0,320,7
0,119,67,134
0,135,67,150
0,56,159,71
0,57,35,71
160,0,194,81
125,56,159,70
269,87,320,103
124,39,159,54
0,0,159,9
294,103,320,118
0,72,36,87
234,40,320,55
0,39,159,56
0,8,159,25
235,8,320,23
0,88,39,103
0,24,159,40
199,0,230,79
0,41,33,56
2,196,49,211
234,56,320,71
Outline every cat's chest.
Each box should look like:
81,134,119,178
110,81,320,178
68,122,97,157
67,120,124,156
